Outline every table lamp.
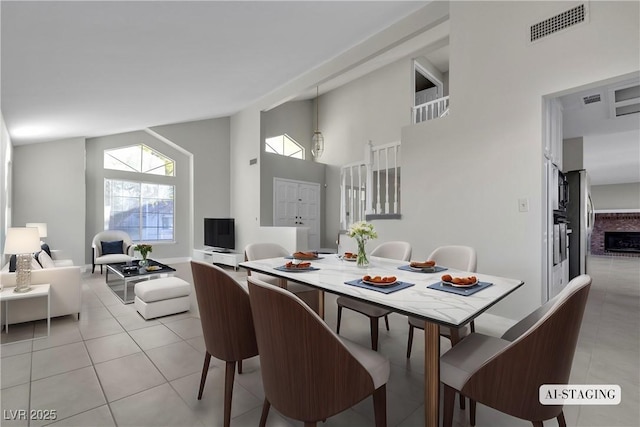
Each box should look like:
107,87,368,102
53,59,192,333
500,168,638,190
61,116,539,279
25,222,47,244
4,227,41,293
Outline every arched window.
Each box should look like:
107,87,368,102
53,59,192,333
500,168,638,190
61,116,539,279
265,134,304,159
104,144,174,176
103,144,175,242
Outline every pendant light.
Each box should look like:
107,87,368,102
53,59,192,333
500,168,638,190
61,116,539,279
311,86,325,159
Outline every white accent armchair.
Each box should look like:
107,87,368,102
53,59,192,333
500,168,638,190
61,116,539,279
91,230,134,274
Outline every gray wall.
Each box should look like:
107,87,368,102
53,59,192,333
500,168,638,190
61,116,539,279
592,183,640,210
12,138,86,265
85,131,190,263
262,100,314,154
151,117,231,250
260,100,326,239
1,112,11,256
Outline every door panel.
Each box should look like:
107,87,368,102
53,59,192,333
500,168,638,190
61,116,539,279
274,178,321,249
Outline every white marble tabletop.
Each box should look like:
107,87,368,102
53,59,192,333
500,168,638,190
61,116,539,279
239,255,524,328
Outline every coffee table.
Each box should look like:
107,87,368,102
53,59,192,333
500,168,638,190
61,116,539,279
106,259,176,304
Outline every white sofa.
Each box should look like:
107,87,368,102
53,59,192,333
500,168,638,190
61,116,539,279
1,254,82,326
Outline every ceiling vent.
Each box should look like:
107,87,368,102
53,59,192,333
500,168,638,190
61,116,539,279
530,4,588,43
582,94,601,105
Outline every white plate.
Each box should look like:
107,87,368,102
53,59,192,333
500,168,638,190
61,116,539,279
343,257,357,262
362,279,398,287
442,280,479,288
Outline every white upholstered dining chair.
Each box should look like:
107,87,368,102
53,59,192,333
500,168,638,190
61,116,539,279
244,242,323,315
336,241,412,351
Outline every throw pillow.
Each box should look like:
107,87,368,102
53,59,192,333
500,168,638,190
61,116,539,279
9,254,17,272
31,255,42,270
101,240,124,255
41,243,52,257
33,251,43,267
37,250,56,269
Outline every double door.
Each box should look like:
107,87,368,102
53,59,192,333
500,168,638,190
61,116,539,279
274,178,320,250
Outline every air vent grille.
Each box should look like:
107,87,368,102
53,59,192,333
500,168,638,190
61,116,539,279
583,94,601,105
530,4,586,42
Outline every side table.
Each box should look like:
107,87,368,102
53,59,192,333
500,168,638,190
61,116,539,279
1,284,51,337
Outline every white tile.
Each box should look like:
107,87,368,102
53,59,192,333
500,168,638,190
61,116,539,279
78,317,124,340
128,324,182,350
144,340,203,381
109,383,204,426
114,312,160,331
30,366,106,427
94,352,165,402
46,405,115,427
0,353,32,389
31,342,92,381
85,332,142,364
170,369,263,425
162,316,203,340
0,383,30,427
32,320,83,351
1,340,32,358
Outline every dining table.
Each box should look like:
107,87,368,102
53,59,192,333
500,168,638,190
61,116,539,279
239,254,524,427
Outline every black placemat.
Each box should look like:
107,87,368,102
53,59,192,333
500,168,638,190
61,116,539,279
397,265,447,273
274,265,320,273
344,279,414,294
427,281,493,296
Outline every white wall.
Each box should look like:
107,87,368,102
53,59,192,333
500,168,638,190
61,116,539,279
319,58,414,240
592,183,640,211
395,1,640,318
230,107,262,253
12,138,86,265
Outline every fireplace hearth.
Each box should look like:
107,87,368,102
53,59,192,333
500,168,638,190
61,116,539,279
604,231,640,254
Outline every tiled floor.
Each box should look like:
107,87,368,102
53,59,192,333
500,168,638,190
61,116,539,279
1,256,638,426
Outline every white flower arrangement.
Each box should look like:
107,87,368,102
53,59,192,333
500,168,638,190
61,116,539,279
347,221,378,243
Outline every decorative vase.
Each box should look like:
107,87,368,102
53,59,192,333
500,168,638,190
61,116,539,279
138,258,149,267
356,238,369,268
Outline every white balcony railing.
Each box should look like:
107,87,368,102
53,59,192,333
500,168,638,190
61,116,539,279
413,96,449,124
340,141,401,229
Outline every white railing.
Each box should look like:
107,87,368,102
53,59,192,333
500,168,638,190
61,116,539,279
413,96,450,124
340,141,401,229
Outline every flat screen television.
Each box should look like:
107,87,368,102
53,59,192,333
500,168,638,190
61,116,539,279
204,218,235,252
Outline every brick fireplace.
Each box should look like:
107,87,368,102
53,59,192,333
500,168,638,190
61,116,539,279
591,212,640,257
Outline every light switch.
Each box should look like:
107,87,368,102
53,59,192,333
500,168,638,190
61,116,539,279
518,198,529,212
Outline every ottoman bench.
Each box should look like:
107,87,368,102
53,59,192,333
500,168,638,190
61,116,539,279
134,277,191,320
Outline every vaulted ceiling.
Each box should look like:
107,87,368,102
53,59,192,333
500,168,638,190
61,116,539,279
1,1,428,145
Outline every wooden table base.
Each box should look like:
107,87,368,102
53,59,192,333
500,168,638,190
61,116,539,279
425,321,440,427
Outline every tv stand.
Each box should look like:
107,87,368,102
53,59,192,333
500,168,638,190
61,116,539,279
193,249,243,270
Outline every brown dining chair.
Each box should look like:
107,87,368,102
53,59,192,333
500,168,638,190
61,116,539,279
336,241,412,350
190,261,259,427
244,242,323,316
440,274,592,427
247,276,390,427
406,245,478,358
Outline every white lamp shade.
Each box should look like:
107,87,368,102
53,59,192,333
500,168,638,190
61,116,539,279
25,222,47,238
4,227,42,254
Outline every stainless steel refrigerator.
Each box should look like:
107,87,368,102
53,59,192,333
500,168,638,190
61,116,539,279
567,169,594,279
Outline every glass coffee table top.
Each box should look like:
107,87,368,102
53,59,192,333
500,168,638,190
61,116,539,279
108,259,176,277
106,259,176,304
